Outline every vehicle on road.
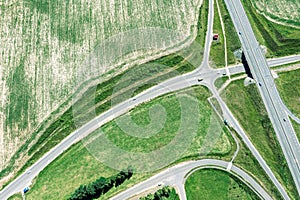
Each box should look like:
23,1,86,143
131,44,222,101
224,119,229,126
23,187,30,193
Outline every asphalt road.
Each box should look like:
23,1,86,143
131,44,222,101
110,159,272,200
227,55,300,75
224,0,300,195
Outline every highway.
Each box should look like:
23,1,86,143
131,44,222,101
224,0,300,195
110,159,272,200
227,55,300,75
0,0,300,197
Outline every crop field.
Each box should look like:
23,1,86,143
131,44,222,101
0,0,203,185
185,168,260,200
251,0,300,27
21,86,233,200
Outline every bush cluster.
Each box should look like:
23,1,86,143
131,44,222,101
139,186,178,200
69,167,133,200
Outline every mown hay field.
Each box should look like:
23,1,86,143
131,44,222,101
251,0,300,27
0,0,202,185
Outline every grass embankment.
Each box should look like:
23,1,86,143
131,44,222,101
7,193,22,200
210,0,241,68
185,168,260,200
275,68,300,118
25,85,233,200
241,0,300,57
222,80,298,199
0,0,210,186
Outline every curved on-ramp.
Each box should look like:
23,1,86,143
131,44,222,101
110,159,272,200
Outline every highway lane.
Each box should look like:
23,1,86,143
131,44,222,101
224,0,300,195
110,159,272,200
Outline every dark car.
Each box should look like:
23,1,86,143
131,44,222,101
224,119,229,126
23,187,30,193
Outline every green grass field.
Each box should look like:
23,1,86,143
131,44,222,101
23,85,233,200
214,76,229,89
185,168,260,200
0,0,210,187
241,0,300,57
275,69,300,118
222,80,298,199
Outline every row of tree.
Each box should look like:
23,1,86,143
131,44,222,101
139,186,179,200
69,167,134,200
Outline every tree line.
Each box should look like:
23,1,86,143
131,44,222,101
69,166,134,200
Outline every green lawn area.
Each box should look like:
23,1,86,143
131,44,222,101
214,76,229,89
7,193,22,200
0,0,211,186
222,80,298,199
24,86,233,200
185,168,260,200
241,0,300,57
275,69,300,118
